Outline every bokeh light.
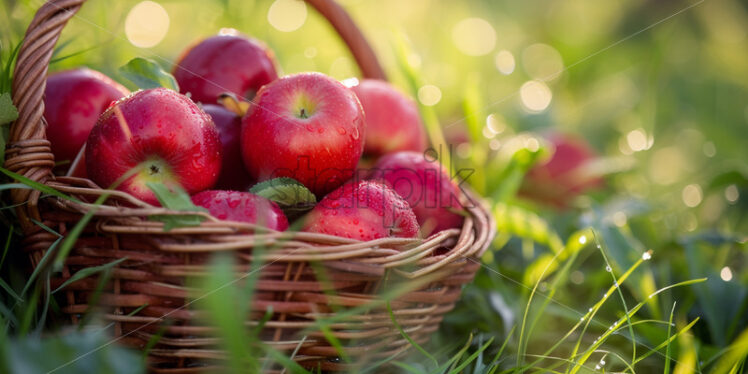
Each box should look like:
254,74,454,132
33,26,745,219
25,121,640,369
720,266,733,282
125,1,170,48
418,85,442,106
495,50,515,75
725,184,739,203
626,128,652,152
519,80,552,112
682,184,703,207
452,18,496,56
521,43,564,80
486,114,506,135
268,0,307,32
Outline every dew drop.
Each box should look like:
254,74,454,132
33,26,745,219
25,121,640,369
305,124,314,132
605,265,612,272
580,316,585,321
642,251,652,260
600,360,606,365
351,126,360,140
336,127,347,135
595,365,601,370
588,307,593,312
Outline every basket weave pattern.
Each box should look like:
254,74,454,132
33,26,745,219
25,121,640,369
5,0,496,371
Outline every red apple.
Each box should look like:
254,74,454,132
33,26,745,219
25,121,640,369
520,133,603,208
350,79,427,157
202,104,253,191
370,151,464,236
86,88,222,205
302,180,419,240
241,72,365,196
44,69,129,164
191,190,288,230
173,32,278,104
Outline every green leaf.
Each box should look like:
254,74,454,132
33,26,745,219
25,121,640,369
0,166,80,203
119,57,179,91
52,257,127,294
146,182,207,231
249,177,316,214
0,93,18,126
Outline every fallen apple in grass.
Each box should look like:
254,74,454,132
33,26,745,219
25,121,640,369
520,133,603,208
350,79,428,157
191,190,288,230
302,180,419,241
241,72,365,197
173,32,278,104
86,88,222,205
44,68,129,164
370,151,464,236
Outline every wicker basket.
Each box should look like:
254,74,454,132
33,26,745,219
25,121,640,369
5,0,496,372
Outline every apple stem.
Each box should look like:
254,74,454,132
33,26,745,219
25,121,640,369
299,108,308,119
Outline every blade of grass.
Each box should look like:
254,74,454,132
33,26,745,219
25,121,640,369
0,223,13,269
77,267,115,328
594,230,642,365
709,327,748,374
448,337,494,374
20,237,62,296
52,257,127,293
486,326,516,374
386,300,438,367
664,302,677,374
0,167,79,203
260,344,310,374
0,277,21,303
569,279,707,374
629,317,699,368
567,249,651,372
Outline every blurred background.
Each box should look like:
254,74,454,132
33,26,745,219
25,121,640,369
0,0,746,372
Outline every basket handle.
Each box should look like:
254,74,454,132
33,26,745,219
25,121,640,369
5,0,385,187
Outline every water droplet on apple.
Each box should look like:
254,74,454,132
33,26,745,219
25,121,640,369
337,127,346,135
306,124,314,132
351,127,360,140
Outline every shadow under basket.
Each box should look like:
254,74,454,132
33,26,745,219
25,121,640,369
5,0,496,372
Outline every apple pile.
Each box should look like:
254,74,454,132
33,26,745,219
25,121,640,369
44,32,466,241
